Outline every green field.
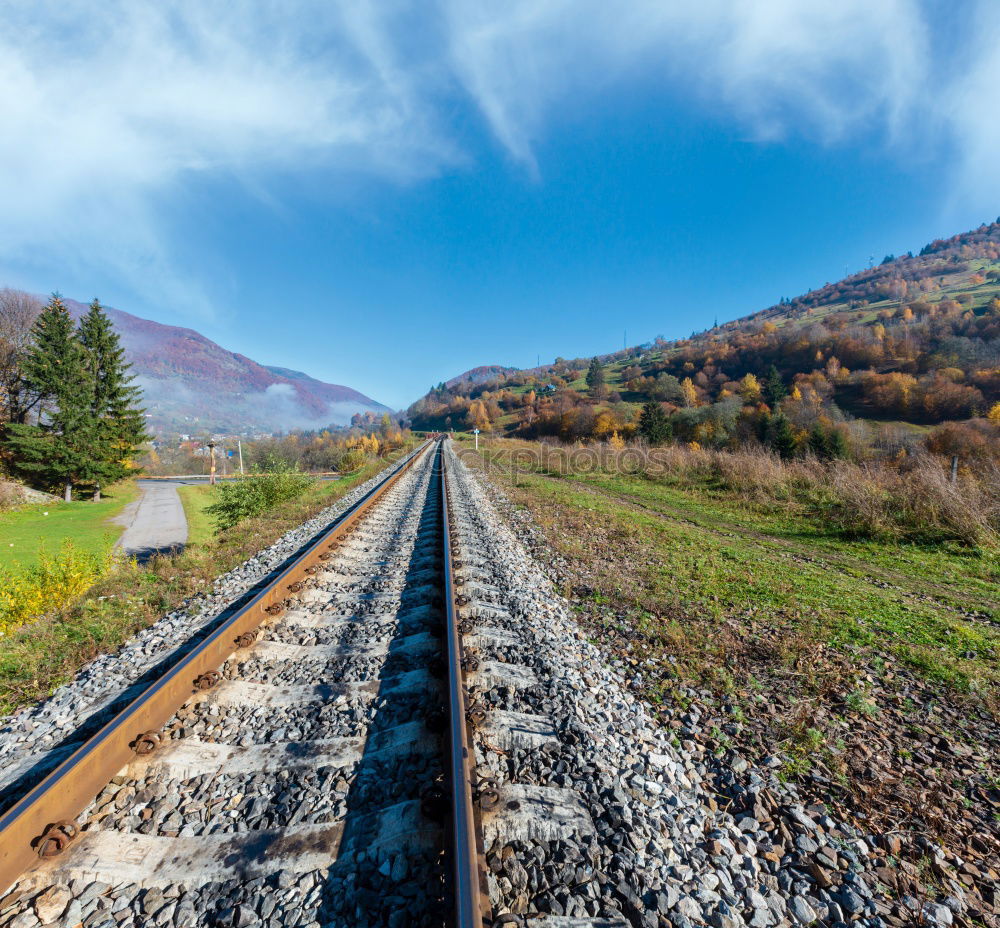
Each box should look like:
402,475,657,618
0,482,139,571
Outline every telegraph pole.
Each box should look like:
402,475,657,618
208,440,217,486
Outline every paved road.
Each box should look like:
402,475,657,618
113,480,189,561
114,474,341,561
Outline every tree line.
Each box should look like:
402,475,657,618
0,292,147,501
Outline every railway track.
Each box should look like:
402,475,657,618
0,440,626,928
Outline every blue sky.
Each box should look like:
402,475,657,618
1,1,999,408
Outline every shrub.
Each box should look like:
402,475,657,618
205,464,315,533
0,542,115,635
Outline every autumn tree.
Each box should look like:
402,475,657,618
737,373,761,402
593,410,618,439
680,377,698,408
466,400,491,432
0,288,43,426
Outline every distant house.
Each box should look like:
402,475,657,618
540,383,557,394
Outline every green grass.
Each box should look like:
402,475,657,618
176,484,217,547
562,470,998,608
0,482,139,571
513,471,998,690
472,440,1000,860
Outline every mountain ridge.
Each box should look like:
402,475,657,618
58,298,387,435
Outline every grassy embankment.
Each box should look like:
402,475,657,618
463,437,1000,865
0,451,412,715
176,484,217,547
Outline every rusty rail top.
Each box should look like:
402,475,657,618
0,441,432,894
440,443,492,926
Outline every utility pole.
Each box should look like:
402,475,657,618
238,440,244,475
208,440,217,486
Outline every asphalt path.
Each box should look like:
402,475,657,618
113,480,189,561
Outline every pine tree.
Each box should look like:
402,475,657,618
4,295,94,501
586,357,606,397
763,365,786,407
78,299,148,500
638,401,672,446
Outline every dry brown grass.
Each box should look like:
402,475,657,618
498,438,1000,548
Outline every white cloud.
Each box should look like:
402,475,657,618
0,0,996,309
0,1,455,316
442,0,933,168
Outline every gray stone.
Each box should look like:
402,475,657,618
789,896,818,924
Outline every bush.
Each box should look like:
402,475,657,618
0,542,115,635
205,465,314,533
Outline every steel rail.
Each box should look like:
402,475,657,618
440,439,492,927
0,441,433,895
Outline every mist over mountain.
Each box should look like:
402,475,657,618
60,299,387,435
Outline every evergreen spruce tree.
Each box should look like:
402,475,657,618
827,428,848,459
638,400,672,446
808,424,848,460
767,412,797,460
586,357,606,397
3,296,94,501
78,299,148,500
808,425,831,459
763,365,786,407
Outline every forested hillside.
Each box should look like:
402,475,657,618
409,221,1000,462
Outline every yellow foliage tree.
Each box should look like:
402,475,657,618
680,377,698,407
593,411,618,438
988,402,1000,423
467,400,491,432
608,431,625,450
738,373,761,402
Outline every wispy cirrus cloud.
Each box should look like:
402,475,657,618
0,0,996,315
